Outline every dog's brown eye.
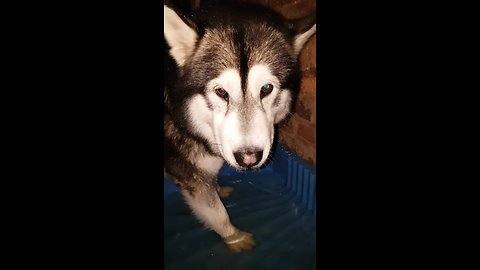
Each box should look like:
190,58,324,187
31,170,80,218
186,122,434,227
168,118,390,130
215,88,229,101
260,84,273,99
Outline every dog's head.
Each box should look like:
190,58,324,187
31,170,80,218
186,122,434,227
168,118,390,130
164,1,316,170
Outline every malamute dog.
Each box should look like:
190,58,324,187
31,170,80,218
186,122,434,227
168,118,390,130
164,0,316,252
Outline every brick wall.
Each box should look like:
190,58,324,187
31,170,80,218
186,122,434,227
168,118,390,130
278,35,316,166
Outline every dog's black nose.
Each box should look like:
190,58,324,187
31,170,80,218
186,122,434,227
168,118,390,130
233,149,263,168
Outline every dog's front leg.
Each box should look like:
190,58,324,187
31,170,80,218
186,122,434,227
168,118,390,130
181,182,255,253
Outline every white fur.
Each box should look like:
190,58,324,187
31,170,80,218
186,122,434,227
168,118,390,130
206,69,243,102
186,65,292,169
181,189,236,238
245,66,291,124
247,65,281,101
187,94,215,143
195,154,224,175
216,110,236,162
164,5,198,66
293,24,316,56
272,90,292,124
207,68,272,168
206,69,247,167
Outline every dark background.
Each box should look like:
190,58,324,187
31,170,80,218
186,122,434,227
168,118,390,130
2,0,467,268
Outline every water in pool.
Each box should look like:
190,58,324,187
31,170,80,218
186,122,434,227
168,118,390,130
164,171,316,270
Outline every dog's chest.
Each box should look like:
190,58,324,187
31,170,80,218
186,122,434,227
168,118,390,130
195,154,224,176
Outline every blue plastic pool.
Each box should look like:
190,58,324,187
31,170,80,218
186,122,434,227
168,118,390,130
164,145,317,270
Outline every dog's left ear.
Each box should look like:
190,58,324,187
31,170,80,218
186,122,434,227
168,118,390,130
164,4,199,67
286,14,317,56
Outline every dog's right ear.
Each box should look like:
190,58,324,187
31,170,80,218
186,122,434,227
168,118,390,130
164,4,198,67
286,13,317,56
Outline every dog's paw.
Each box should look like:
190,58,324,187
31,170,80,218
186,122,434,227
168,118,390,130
223,230,256,253
218,186,234,198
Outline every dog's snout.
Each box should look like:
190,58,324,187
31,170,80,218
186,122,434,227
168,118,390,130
233,148,263,168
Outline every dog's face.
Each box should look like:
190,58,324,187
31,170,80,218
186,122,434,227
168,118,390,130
164,3,316,169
